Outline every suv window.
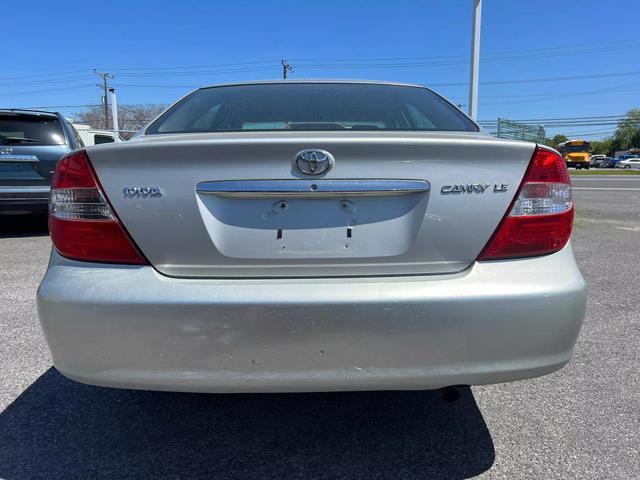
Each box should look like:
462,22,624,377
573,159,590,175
147,83,478,134
0,113,66,146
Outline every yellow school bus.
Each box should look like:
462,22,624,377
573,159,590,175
558,140,591,169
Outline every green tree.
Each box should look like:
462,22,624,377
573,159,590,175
590,138,613,155
612,108,640,151
544,134,568,150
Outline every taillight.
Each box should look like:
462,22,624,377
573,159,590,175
477,146,573,261
49,150,147,264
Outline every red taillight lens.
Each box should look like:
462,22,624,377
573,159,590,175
49,151,147,265
478,146,573,261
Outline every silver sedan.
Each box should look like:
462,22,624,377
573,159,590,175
37,81,586,393
616,158,640,169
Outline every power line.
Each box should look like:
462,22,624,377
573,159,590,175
479,116,635,126
290,44,638,69
94,38,640,74
431,70,640,87
112,83,199,89
101,59,278,72
99,70,640,92
492,122,640,129
481,119,628,126
0,84,96,97
478,114,629,123
463,84,640,106
9,104,102,110
289,38,640,63
0,69,90,82
102,37,640,74
0,65,277,85
560,129,617,136
6,78,625,107
4,37,637,84
0,75,96,88
114,66,279,78
100,52,638,77
451,82,640,101
482,90,640,106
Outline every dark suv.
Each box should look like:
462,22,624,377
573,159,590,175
0,109,83,214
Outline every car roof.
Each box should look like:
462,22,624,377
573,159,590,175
0,108,59,117
199,79,427,90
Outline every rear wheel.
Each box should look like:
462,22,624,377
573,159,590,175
624,165,631,169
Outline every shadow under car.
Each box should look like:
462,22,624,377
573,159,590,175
0,368,494,480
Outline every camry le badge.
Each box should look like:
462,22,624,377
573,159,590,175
441,183,509,194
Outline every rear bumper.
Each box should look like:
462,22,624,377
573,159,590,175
37,245,586,392
0,186,49,212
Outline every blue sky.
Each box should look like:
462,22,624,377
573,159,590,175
3,0,639,138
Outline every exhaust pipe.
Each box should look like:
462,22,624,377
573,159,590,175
440,386,461,403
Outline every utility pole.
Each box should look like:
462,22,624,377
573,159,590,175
94,69,114,129
468,0,482,120
109,87,119,141
281,60,293,79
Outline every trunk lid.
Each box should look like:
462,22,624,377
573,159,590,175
0,145,68,186
88,131,535,278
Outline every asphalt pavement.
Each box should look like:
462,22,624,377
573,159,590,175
0,176,638,479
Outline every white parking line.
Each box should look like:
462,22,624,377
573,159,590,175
571,177,640,181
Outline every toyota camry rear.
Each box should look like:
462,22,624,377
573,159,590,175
37,81,586,392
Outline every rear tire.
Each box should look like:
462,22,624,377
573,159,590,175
625,165,631,169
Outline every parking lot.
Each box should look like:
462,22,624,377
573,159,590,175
0,175,638,479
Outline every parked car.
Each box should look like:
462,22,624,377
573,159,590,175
0,109,84,214
615,152,640,161
593,156,615,168
38,81,586,393
616,157,640,169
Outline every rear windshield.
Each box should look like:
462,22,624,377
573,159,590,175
146,83,478,134
0,114,66,146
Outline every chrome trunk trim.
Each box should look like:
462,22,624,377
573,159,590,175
197,179,430,198
0,154,39,163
